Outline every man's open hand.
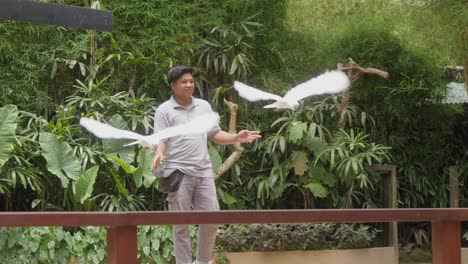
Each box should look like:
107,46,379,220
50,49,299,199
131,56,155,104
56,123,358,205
235,130,261,144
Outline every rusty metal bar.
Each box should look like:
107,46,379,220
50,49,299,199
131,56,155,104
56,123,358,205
1,209,468,227
107,226,137,264
432,221,461,264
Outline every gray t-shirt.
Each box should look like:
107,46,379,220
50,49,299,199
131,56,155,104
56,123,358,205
154,96,220,178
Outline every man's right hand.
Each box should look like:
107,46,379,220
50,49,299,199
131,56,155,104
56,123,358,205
152,152,164,173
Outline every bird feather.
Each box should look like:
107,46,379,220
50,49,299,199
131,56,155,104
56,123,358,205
233,70,350,110
283,70,349,102
80,112,220,148
233,81,283,102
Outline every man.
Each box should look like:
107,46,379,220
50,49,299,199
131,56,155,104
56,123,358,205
152,65,261,264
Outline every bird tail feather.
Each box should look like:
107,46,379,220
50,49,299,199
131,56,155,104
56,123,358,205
123,140,140,147
263,101,291,109
263,103,277,108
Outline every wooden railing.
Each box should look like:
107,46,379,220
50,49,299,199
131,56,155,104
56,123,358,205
1,208,467,264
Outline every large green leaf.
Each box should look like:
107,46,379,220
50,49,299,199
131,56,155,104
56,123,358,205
106,154,137,174
0,105,18,169
39,132,81,188
304,182,328,198
134,149,155,188
308,164,336,187
308,165,327,181
217,188,237,206
208,144,222,172
74,165,99,204
108,166,130,197
144,174,157,189
102,114,136,165
288,122,307,144
289,151,309,176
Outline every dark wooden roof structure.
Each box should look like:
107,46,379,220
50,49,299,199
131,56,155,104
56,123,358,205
0,0,113,31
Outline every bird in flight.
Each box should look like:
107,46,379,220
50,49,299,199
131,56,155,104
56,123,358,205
80,112,220,149
233,70,350,110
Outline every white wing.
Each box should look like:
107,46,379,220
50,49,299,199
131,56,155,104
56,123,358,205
153,112,220,141
283,70,350,102
81,112,220,148
79,118,145,141
233,81,283,102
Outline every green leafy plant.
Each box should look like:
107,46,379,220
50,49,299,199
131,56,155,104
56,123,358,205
0,227,106,264
314,129,391,207
0,225,200,264
0,105,18,170
215,223,380,252
197,16,265,90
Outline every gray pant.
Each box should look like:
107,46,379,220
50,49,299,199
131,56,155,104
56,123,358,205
167,175,219,264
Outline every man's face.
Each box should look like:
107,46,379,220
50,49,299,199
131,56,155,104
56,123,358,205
170,73,194,100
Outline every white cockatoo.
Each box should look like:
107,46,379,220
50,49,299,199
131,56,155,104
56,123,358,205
79,112,220,149
233,70,350,110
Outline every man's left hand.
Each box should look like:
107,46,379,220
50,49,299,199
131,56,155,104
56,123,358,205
235,130,261,143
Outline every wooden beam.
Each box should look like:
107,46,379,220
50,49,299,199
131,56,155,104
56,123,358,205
107,226,137,264
0,209,466,264
2,209,468,227
432,221,461,264
374,164,398,264
0,0,113,32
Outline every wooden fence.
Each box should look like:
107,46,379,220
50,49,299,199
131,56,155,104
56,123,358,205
1,208,467,264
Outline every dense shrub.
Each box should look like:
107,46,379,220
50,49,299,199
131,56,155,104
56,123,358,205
312,19,465,208
215,223,380,252
0,225,197,264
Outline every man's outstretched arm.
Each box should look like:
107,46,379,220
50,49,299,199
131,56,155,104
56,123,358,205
209,130,261,145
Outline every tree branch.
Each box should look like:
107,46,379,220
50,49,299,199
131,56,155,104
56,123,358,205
336,58,389,128
214,99,244,180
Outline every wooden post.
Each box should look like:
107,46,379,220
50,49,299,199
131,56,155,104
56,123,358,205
373,164,398,264
107,226,138,264
450,166,459,208
432,221,461,264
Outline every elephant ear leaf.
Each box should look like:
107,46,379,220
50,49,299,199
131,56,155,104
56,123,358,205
134,148,155,188
39,132,81,188
102,114,135,165
208,144,222,173
74,165,99,204
0,105,18,169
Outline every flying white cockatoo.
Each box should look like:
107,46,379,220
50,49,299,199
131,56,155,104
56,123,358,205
233,70,350,110
79,112,220,149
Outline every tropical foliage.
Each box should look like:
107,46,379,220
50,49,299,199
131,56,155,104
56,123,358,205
0,0,466,261
0,225,195,263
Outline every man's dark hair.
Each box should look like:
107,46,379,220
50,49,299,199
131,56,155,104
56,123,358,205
167,65,193,84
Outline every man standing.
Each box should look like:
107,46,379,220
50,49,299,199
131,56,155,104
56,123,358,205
152,65,261,264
